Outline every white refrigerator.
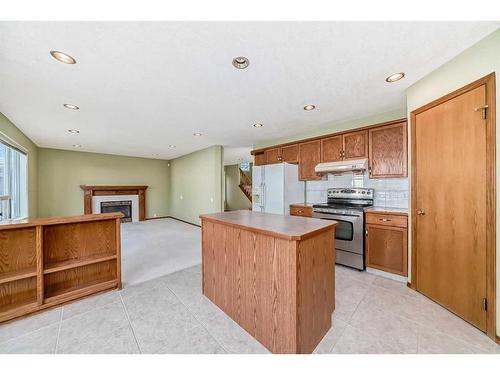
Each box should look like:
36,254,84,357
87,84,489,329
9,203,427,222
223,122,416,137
252,163,305,215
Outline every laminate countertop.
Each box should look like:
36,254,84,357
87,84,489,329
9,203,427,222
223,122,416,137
364,207,408,215
200,210,336,241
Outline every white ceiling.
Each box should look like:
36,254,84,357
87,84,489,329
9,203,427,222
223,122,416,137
0,22,498,160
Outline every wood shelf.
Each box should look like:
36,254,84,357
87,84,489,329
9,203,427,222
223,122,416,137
44,279,118,305
44,254,117,275
0,269,37,285
0,299,37,317
0,213,122,324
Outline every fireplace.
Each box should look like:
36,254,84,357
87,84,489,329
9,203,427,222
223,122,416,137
100,200,133,223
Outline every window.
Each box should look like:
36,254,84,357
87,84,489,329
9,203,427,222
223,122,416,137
0,141,28,220
239,162,250,171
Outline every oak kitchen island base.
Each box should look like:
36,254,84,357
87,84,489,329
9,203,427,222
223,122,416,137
200,210,336,354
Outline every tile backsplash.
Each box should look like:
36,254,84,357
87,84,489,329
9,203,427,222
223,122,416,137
305,171,409,208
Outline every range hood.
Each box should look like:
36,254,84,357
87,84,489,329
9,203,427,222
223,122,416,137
315,158,368,174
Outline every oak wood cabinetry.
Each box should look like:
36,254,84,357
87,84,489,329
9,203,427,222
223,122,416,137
343,130,368,159
321,135,343,162
254,152,266,166
200,210,336,353
365,211,408,276
251,118,407,180
0,213,123,323
289,204,313,217
281,144,299,163
368,121,407,178
265,147,282,164
298,140,322,181
321,131,368,162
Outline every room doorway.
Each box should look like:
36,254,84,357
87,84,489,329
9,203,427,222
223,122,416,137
410,73,496,339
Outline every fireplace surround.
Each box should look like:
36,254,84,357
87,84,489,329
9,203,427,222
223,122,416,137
80,185,148,221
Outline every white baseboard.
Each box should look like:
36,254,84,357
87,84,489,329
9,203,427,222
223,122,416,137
366,267,408,283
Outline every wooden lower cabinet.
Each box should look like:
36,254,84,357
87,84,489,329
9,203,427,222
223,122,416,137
289,204,313,217
365,212,408,276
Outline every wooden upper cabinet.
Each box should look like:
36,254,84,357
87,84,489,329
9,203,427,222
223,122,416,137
254,152,266,166
281,144,299,163
321,135,343,162
265,147,282,164
368,121,407,178
299,140,321,181
343,130,368,160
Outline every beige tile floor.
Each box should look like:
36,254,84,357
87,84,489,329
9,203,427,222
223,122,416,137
1,263,499,354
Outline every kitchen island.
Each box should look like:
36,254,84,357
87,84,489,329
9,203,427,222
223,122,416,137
200,210,336,354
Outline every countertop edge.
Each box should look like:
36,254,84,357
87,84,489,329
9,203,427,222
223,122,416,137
199,214,336,241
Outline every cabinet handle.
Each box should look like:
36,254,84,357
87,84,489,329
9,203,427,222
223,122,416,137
379,218,391,222
365,229,368,236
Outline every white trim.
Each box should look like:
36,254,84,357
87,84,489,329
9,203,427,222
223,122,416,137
366,267,408,283
92,195,139,222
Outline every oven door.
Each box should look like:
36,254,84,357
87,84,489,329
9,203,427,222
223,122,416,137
312,212,364,254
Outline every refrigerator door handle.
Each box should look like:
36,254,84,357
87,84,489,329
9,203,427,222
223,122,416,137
260,183,266,211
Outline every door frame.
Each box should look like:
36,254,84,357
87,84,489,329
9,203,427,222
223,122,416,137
410,72,496,340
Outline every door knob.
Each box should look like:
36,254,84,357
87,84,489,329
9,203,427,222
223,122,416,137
416,209,426,216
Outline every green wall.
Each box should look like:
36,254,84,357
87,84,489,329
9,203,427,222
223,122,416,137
169,146,223,224
254,108,406,149
224,164,251,211
37,148,169,218
0,113,38,217
168,145,223,225
406,28,500,335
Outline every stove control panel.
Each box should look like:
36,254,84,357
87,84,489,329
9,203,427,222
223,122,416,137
327,188,374,199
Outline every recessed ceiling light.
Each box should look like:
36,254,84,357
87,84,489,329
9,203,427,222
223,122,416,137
67,129,80,134
304,104,316,111
253,123,263,128
168,145,176,148
193,132,202,136
72,144,82,148
63,104,79,110
50,51,76,64
385,72,405,82
232,56,250,69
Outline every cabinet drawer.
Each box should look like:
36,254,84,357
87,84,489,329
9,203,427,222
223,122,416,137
290,205,313,217
365,213,407,228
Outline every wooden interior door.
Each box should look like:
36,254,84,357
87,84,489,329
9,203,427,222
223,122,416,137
343,130,368,160
413,84,488,331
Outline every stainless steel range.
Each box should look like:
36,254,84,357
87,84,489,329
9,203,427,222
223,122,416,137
312,188,374,270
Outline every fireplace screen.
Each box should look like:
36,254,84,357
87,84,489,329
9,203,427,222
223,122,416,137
101,200,132,222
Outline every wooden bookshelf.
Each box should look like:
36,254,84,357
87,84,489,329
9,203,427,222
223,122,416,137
0,212,123,323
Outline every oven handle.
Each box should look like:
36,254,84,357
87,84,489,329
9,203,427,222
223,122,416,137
313,213,362,219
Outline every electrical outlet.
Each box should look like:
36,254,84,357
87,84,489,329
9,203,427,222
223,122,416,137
210,197,214,203
153,213,157,217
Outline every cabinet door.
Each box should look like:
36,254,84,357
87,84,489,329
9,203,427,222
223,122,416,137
343,130,368,160
265,147,282,164
321,135,343,162
368,122,407,178
365,224,408,276
281,144,298,163
254,152,266,166
298,140,321,181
